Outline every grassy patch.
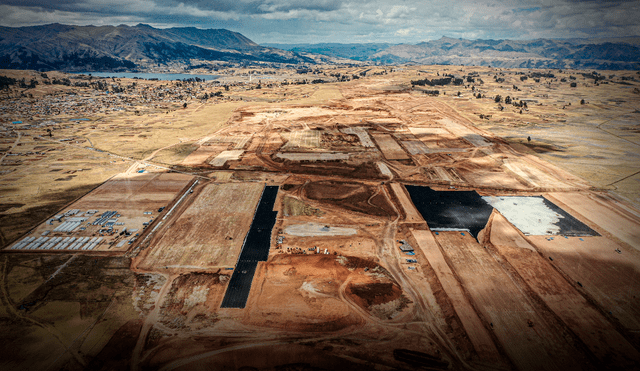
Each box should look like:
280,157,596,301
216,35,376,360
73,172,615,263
283,196,324,217
151,143,199,165
0,181,102,247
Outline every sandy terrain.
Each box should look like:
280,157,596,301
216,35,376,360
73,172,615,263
411,229,502,363
390,182,424,223
371,133,410,160
547,192,640,250
1,65,640,371
485,212,640,368
136,182,264,270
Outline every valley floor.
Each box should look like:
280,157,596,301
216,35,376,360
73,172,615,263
1,66,639,371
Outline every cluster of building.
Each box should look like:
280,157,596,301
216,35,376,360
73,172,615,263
53,216,88,233
7,207,149,251
0,92,131,119
11,236,104,251
398,240,419,270
0,78,222,124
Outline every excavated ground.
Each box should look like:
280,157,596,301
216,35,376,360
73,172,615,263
2,66,640,371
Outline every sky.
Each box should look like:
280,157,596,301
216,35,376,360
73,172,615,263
0,0,639,44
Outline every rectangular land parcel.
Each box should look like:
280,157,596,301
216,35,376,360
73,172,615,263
371,133,409,160
6,172,193,253
139,182,264,269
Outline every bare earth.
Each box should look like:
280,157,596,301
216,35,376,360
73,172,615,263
1,65,640,371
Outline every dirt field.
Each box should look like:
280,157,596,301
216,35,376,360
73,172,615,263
411,229,502,363
303,180,396,218
2,65,640,371
136,182,264,270
526,234,640,331
435,231,595,371
178,145,221,166
244,255,363,331
547,192,640,250
158,271,230,330
209,150,244,167
485,212,640,368
372,133,410,160
390,183,424,223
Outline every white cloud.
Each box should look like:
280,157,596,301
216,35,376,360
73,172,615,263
387,5,413,19
395,27,416,36
1,0,639,43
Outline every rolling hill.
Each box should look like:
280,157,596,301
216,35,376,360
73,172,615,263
2,23,638,71
272,37,640,70
0,23,313,71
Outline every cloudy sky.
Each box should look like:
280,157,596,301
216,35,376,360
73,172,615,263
0,0,639,44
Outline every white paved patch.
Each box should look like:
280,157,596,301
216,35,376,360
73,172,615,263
284,223,357,237
341,127,375,147
438,118,491,147
482,196,562,235
377,162,393,178
209,150,244,166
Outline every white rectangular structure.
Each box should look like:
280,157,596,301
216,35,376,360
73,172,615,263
209,150,244,167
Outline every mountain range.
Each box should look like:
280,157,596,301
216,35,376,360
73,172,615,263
263,43,392,62
0,23,312,71
0,23,638,71
273,37,640,70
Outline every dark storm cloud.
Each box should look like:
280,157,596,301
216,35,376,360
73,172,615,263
0,0,638,43
0,0,344,15
0,0,78,7
152,0,344,14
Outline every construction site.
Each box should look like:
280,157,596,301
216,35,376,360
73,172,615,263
1,65,640,371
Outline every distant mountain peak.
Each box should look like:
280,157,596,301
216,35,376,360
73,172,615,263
0,23,313,71
371,36,640,70
439,36,460,41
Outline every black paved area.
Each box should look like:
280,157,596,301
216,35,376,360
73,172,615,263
405,185,494,238
542,197,599,236
221,185,279,308
219,261,258,308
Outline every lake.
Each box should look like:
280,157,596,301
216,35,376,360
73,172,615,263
72,72,220,81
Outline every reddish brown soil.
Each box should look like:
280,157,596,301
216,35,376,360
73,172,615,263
244,254,409,331
347,282,402,307
159,271,229,330
303,180,396,217
270,160,384,180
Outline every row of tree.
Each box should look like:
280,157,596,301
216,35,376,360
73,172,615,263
0,76,38,90
411,77,464,87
